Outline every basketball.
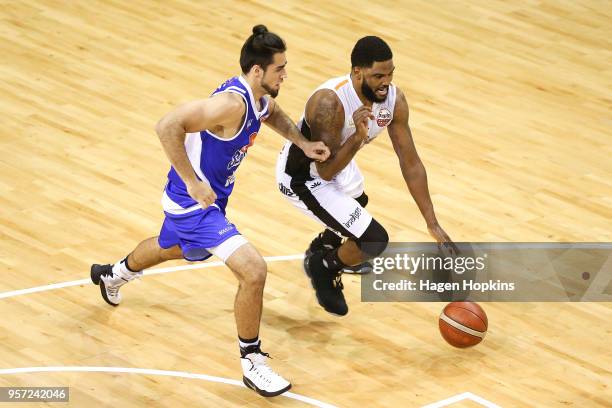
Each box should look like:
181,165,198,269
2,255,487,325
439,302,488,348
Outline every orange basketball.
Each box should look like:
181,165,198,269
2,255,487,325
439,302,487,348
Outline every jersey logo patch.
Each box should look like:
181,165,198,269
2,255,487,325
227,132,258,170
240,132,258,153
376,107,392,127
227,150,246,170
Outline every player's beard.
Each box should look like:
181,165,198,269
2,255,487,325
362,80,387,103
261,80,279,98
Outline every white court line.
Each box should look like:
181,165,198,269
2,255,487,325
421,391,501,408
0,254,304,300
421,392,471,408
465,392,502,408
0,366,337,408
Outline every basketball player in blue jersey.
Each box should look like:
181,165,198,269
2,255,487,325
276,36,456,316
90,25,330,397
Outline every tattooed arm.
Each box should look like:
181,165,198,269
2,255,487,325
265,97,330,161
306,89,373,181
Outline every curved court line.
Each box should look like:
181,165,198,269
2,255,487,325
0,366,337,408
0,254,304,300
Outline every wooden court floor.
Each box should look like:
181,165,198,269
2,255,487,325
1,0,611,406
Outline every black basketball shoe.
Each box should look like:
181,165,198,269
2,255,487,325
303,250,348,316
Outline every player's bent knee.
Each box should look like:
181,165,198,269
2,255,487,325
355,219,389,258
241,256,267,287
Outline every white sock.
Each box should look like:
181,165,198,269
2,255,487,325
112,259,139,279
239,337,260,350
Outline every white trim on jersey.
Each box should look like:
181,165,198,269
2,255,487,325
185,132,210,182
204,90,249,142
225,85,247,94
161,131,215,215
238,75,269,120
162,190,202,214
161,189,221,215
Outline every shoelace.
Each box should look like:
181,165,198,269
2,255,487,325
107,284,119,297
103,272,120,297
247,352,283,384
251,363,275,384
332,274,344,290
97,266,118,294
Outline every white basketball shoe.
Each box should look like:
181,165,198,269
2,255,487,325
90,262,142,306
240,344,291,397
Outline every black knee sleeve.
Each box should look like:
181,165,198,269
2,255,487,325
355,218,389,257
355,192,369,208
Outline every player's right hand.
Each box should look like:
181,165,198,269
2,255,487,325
428,224,460,257
353,105,373,142
186,180,217,209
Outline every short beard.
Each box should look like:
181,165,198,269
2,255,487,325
262,82,279,98
362,80,386,103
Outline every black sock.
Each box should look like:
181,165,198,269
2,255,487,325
239,336,260,356
322,248,347,272
320,229,342,248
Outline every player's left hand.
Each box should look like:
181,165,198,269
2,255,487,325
302,140,331,162
428,223,459,257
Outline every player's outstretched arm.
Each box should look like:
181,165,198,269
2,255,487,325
264,97,330,162
155,93,244,208
306,90,372,181
388,88,456,250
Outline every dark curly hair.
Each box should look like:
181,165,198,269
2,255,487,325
351,36,393,68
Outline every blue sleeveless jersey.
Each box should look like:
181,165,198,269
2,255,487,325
162,76,270,215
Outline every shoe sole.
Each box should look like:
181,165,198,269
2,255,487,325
341,265,373,275
90,265,119,307
243,376,291,397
